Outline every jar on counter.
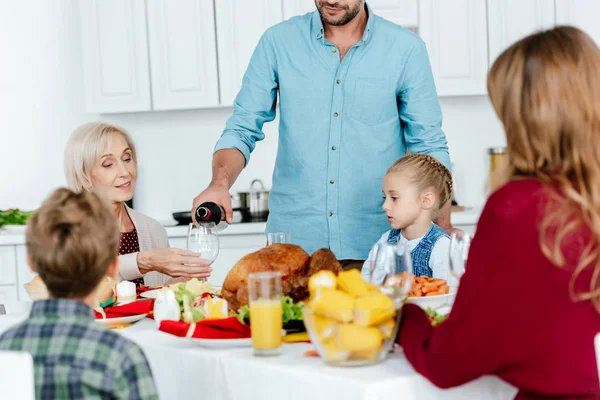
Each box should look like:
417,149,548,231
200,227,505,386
488,147,507,175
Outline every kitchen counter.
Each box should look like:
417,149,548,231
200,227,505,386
0,208,481,246
0,208,482,300
165,222,267,238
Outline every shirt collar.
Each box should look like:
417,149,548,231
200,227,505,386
30,298,95,320
311,3,375,44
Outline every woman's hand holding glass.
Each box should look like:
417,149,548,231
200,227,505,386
136,248,213,279
186,223,219,281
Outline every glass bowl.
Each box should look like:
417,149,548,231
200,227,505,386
302,304,402,367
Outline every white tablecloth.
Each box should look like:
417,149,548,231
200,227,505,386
0,315,518,400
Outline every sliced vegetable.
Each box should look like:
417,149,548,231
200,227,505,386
425,307,448,326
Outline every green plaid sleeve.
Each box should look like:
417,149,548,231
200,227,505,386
114,345,159,400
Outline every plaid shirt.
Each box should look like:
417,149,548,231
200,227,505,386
0,299,158,400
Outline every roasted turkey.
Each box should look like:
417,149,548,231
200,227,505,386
221,244,342,311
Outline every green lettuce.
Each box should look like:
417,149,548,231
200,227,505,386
236,296,304,326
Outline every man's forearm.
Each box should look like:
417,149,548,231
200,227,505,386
210,149,246,189
435,200,452,231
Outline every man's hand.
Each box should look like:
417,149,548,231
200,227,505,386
191,183,233,224
435,200,453,231
435,201,467,237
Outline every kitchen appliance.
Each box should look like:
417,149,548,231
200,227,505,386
488,147,507,175
238,179,270,222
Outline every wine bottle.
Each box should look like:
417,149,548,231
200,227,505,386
194,202,223,224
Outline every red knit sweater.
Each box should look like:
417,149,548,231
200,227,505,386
397,179,600,399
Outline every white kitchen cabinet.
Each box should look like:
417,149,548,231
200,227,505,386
418,0,488,96
0,286,18,305
282,0,418,26
215,0,283,106
368,0,418,26
282,0,315,19
555,0,600,46
78,0,152,113
0,246,17,285
146,0,220,110
169,234,264,287
487,0,555,64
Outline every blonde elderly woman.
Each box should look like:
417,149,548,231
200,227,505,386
64,122,212,286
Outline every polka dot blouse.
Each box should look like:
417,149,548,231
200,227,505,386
119,229,144,287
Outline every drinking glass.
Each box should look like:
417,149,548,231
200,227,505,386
187,222,220,266
267,231,291,245
248,271,282,356
449,231,472,283
371,242,414,308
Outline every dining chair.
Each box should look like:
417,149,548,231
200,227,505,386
0,351,35,399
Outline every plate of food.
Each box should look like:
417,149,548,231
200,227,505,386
186,329,287,349
95,313,147,328
404,275,457,310
140,280,220,299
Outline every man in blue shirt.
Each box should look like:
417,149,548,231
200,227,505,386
192,1,452,270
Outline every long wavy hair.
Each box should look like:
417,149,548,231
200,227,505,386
487,26,600,312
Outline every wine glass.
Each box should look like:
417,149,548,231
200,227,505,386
267,231,291,245
449,230,472,283
371,242,414,308
187,222,220,267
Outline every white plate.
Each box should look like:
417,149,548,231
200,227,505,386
141,286,222,299
405,286,458,310
95,313,147,327
186,329,286,349
140,289,161,299
187,337,253,348
2,225,27,234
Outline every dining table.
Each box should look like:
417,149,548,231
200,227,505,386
0,309,518,400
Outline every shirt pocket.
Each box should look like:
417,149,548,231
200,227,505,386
347,78,397,126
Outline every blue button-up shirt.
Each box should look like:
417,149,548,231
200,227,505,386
214,7,450,260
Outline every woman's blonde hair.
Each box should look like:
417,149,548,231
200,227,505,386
26,188,119,298
64,122,137,193
387,154,453,213
487,26,600,311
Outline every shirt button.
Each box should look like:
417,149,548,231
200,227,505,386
330,179,335,184
333,112,338,117
332,146,337,150
332,48,337,53
328,211,333,217
317,33,322,39
336,80,341,84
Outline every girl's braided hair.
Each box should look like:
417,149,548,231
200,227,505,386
387,154,453,210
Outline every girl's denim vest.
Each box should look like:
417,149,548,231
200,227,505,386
387,223,448,277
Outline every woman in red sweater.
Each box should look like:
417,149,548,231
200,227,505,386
397,26,600,399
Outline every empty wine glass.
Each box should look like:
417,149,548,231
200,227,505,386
449,230,471,283
187,222,220,266
371,242,414,308
267,231,291,245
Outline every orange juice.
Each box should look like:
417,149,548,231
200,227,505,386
250,299,282,350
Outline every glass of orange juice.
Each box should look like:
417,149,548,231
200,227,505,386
248,271,283,356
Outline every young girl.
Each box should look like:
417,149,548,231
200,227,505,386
361,153,454,284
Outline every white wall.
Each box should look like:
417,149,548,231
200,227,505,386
0,1,505,222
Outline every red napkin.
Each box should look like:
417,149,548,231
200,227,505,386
95,300,155,319
137,285,160,294
159,317,251,339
